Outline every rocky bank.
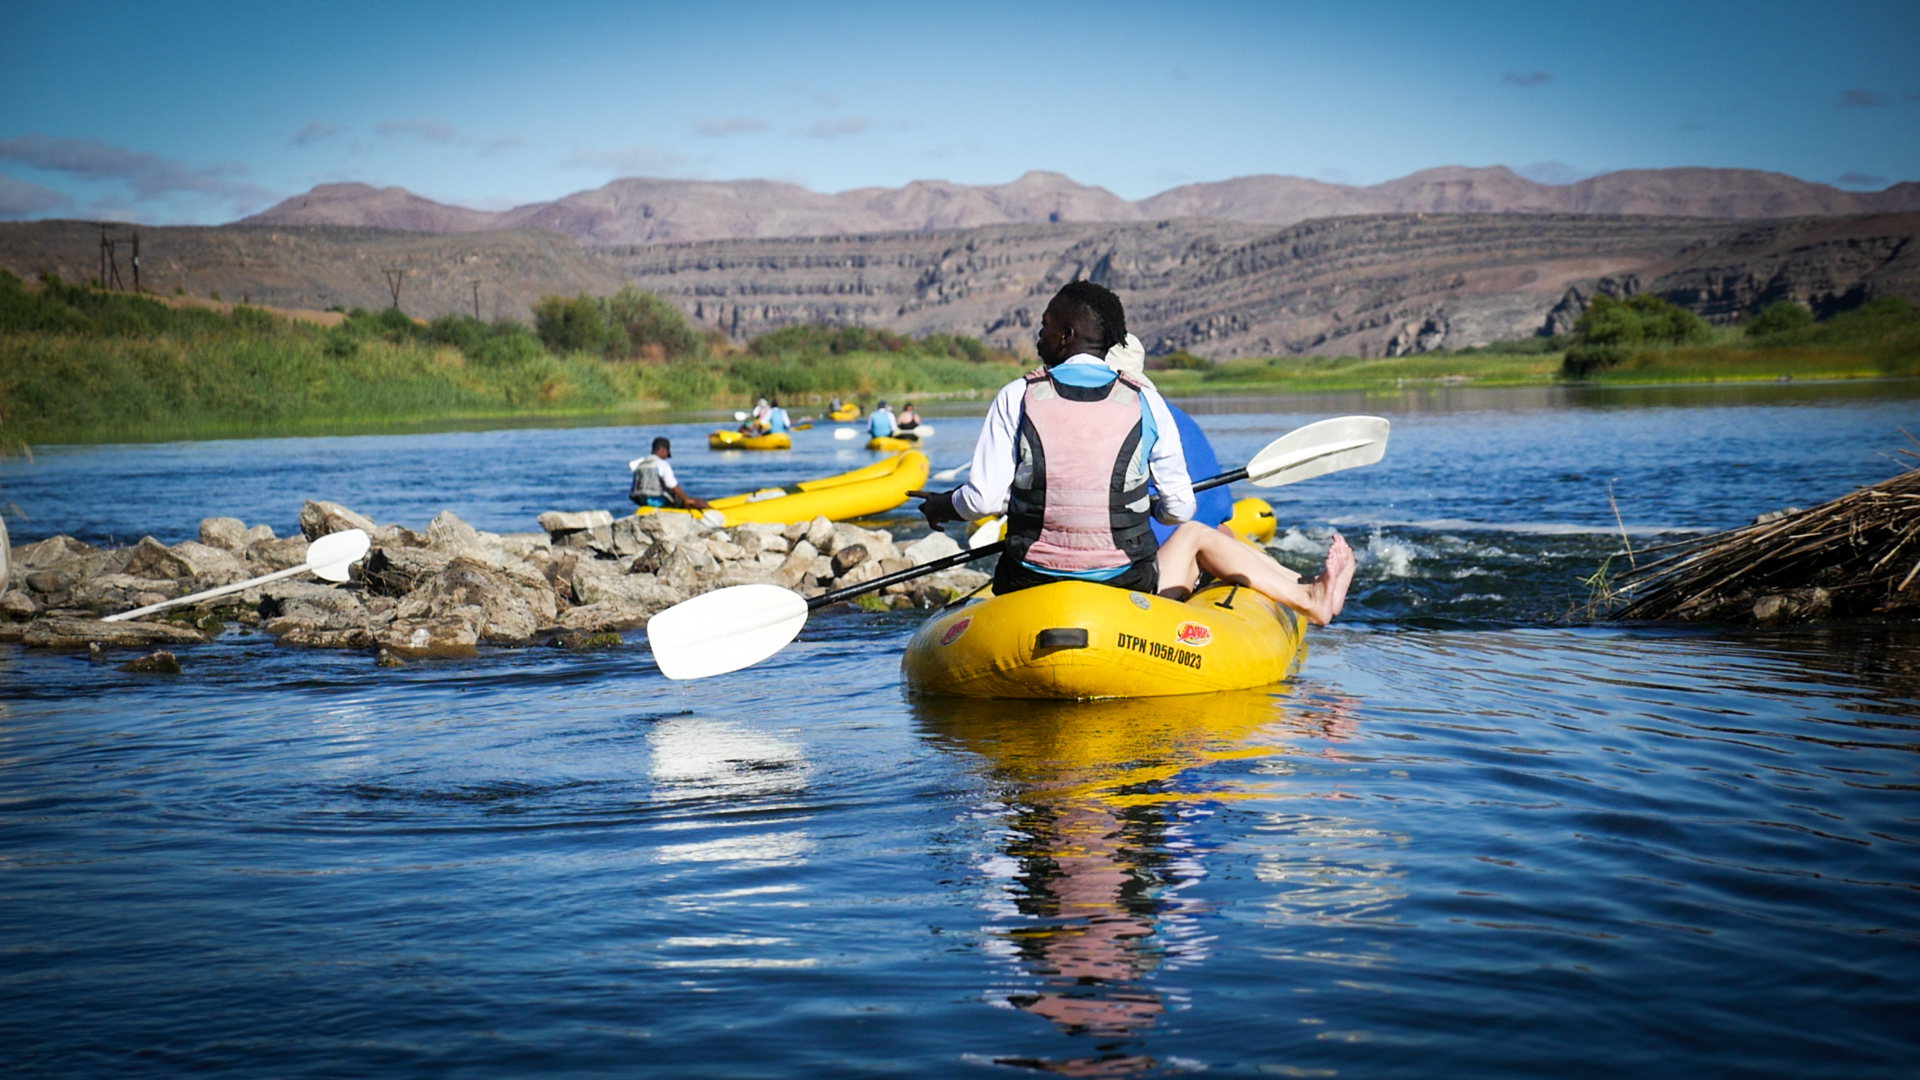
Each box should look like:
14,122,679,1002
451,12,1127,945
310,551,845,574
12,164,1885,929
1,502,988,661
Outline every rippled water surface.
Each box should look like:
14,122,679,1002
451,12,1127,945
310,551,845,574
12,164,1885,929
3,383,1917,1077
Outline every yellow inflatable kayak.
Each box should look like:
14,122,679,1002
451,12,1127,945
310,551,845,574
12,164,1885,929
867,435,920,452
1226,497,1276,543
637,451,930,526
710,430,793,450
828,405,861,422
902,579,1306,699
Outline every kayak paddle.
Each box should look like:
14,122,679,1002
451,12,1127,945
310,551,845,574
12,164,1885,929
645,417,1387,680
102,528,372,623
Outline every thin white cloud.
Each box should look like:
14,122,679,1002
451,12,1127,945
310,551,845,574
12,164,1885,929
0,134,274,209
376,119,462,143
695,116,771,137
797,117,870,139
0,172,73,217
1838,88,1891,108
292,121,345,146
560,144,694,175
1502,70,1553,87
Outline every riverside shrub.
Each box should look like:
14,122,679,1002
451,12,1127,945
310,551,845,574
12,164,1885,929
1745,300,1815,338
1562,294,1711,377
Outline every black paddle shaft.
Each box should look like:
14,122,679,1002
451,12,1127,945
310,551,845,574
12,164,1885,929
808,468,1246,610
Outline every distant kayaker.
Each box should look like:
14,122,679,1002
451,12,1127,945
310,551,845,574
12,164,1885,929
869,401,898,439
629,437,712,511
896,403,921,431
765,400,792,434
917,281,1354,625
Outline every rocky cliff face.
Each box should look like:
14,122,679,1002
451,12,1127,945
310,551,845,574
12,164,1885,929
597,214,1741,358
0,221,627,319
1640,213,1920,320
240,167,1920,245
11,212,1913,359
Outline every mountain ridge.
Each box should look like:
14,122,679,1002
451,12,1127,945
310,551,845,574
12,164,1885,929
240,167,1920,246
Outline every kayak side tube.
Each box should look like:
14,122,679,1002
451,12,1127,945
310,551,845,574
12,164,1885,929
901,579,1307,699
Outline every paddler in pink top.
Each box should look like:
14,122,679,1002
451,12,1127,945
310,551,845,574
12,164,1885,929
916,281,1355,625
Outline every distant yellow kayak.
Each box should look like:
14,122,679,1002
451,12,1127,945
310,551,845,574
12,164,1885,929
710,430,793,451
867,435,918,452
638,451,930,526
828,405,861,422
902,579,1306,699
1226,497,1276,543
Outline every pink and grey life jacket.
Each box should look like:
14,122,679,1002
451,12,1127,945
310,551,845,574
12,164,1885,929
1006,365,1158,573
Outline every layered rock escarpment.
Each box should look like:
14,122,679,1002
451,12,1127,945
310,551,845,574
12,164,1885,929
2,503,986,660
600,214,1739,358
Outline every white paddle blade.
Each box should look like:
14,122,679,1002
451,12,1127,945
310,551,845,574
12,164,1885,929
1245,416,1390,488
909,424,934,439
733,410,749,422
833,427,857,441
930,461,972,482
307,528,371,582
647,584,810,680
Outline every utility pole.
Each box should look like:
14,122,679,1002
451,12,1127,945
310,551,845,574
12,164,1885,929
471,279,481,321
97,224,139,291
382,268,405,310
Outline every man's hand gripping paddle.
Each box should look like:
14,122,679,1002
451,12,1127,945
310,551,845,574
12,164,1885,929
645,416,1388,680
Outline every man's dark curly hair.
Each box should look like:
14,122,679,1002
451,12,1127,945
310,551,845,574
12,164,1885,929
1054,280,1127,351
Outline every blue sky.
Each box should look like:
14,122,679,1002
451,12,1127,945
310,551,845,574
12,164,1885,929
2,0,1916,223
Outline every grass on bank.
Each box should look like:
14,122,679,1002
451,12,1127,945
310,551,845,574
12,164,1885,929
0,274,1022,445
1145,296,1920,395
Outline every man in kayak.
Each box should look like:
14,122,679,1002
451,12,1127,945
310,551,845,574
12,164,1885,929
765,400,792,434
1104,337,1237,540
917,281,1354,626
629,437,712,511
869,401,899,439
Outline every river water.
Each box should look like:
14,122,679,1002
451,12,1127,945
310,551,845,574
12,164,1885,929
2,382,1916,1078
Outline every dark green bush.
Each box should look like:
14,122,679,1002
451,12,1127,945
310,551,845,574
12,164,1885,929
1745,300,1814,337
606,286,702,360
1562,294,1711,377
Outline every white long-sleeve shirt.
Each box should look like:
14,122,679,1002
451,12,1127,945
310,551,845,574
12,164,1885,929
950,354,1196,524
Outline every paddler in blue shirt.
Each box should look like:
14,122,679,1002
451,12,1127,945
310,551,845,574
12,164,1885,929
765,400,792,434
869,402,898,439
916,281,1354,626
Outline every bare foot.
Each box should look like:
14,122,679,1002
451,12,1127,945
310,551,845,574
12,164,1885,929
1319,532,1357,621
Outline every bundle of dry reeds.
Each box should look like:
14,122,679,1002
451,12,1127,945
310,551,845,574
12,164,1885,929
1615,451,1920,624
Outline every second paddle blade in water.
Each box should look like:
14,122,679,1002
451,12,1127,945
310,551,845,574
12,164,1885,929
646,584,811,680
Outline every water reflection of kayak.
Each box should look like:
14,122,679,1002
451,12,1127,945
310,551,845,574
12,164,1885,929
903,578,1307,699
709,430,792,451
638,451,930,526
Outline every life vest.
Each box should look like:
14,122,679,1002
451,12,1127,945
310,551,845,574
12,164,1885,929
629,455,669,505
1006,365,1157,573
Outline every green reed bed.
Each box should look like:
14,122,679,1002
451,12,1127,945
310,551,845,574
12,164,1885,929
0,275,1027,445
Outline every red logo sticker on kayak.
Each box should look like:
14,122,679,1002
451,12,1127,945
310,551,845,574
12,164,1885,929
1175,621,1213,647
941,617,971,646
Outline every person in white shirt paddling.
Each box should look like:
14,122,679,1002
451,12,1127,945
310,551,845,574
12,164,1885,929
915,281,1355,626
629,437,711,511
